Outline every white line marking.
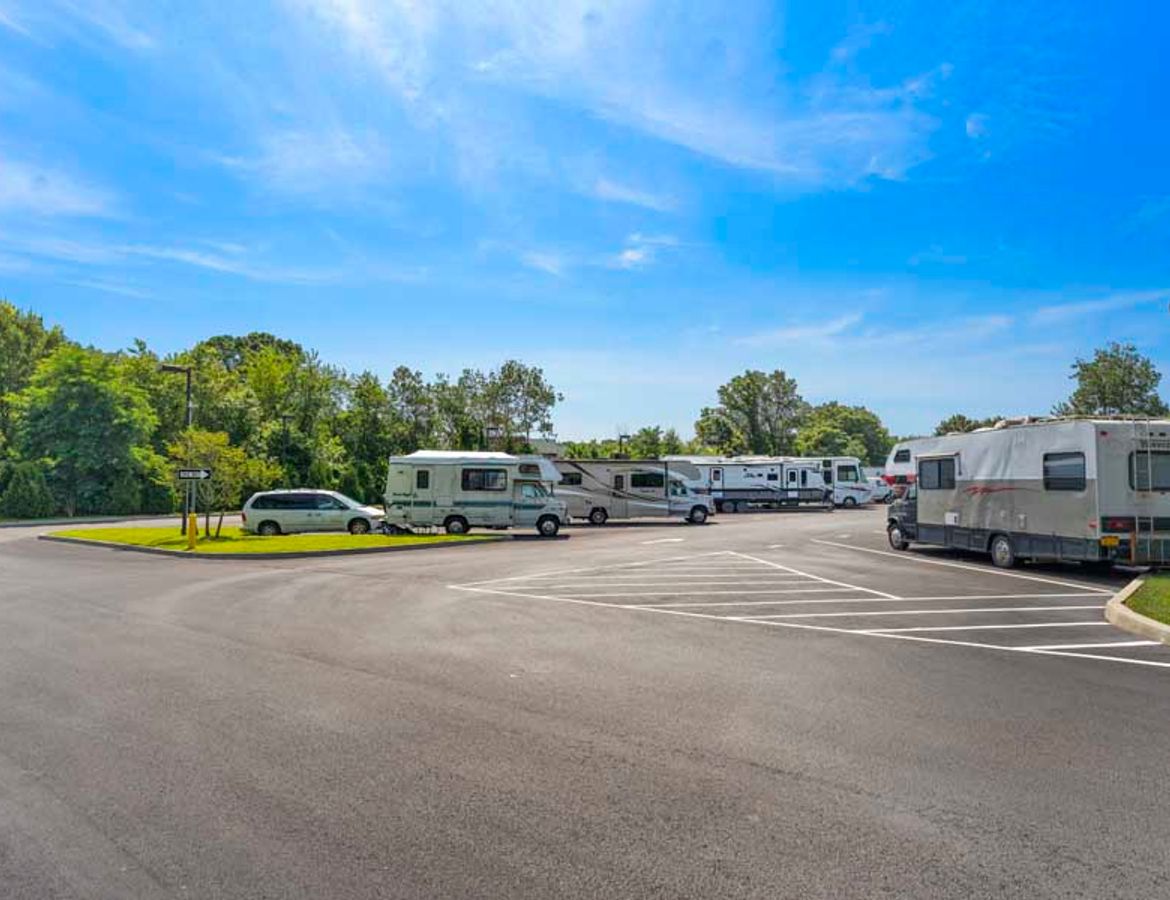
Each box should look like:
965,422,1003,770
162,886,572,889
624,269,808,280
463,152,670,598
767,544,785,549
543,587,861,598
640,537,685,545
629,593,1104,609
811,540,1114,594
864,621,1109,634
728,551,900,599
1018,640,1160,651
744,605,1102,620
1017,649,1170,669
457,551,728,586
534,580,819,588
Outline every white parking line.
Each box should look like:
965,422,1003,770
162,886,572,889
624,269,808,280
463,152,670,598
1018,640,1160,651
811,540,1115,594
629,593,1102,609
865,621,1110,634
535,580,818,588
743,605,1102,620
550,587,859,598
767,544,785,549
727,551,901,600
641,538,685,545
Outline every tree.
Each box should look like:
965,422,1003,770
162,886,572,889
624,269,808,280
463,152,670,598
795,403,893,465
934,413,1002,435
168,429,281,536
12,346,164,515
695,370,808,455
0,301,68,448
1053,342,1168,417
628,426,664,459
386,366,434,452
0,461,56,518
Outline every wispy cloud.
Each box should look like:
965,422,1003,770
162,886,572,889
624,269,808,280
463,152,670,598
737,313,864,347
605,233,678,270
592,177,676,212
65,278,152,299
0,153,115,217
520,250,564,277
216,127,390,198
1030,290,1168,324
0,0,154,49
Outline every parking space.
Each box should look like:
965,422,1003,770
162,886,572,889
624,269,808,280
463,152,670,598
452,542,1170,672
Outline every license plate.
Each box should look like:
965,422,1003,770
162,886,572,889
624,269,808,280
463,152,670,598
1100,535,1121,547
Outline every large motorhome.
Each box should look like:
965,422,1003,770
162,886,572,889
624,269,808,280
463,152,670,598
664,455,832,512
553,459,714,525
779,456,873,507
884,417,1170,567
384,451,566,537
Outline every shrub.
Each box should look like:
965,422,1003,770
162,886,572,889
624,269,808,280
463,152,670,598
0,461,57,519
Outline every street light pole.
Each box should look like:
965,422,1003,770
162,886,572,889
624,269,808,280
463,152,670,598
160,363,194,534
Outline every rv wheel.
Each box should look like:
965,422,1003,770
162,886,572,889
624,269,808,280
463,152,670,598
537,515,560,537
588,508,608,526
444,516,470,536
842,496,857,509
887,523,909,551
688,506,709,525
989,534,1017,569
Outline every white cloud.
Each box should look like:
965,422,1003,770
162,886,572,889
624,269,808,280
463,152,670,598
0,0,154,49
965,112,989,139
0,154,115,217
65,278,152,299
737,313,864,347
1030,290,1168,324
217,127,389,197
593,177,676,212
121,244,338,284
521,251,564,276
604,232,678,270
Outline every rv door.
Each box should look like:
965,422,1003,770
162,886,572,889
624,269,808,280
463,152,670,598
610,473,630,518
412,466,435,524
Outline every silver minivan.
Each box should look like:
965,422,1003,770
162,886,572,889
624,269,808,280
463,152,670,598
241,490,385,536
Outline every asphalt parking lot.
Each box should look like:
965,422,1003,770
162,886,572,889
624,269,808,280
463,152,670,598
2,508,1168,899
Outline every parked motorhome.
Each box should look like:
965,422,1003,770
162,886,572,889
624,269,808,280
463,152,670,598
781,456,873,507
384,451,566,536
554,459,713,525
664,455,832,512
884,418,1170,567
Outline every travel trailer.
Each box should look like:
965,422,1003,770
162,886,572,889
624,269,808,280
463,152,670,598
664,456,832,512
884,418,1170,567
384,451,566,536
781,456,874,507
553,459,714,525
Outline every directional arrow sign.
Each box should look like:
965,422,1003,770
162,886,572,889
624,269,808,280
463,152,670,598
177,468,213,480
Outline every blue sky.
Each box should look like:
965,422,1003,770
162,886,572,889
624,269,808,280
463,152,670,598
1,1,1168,439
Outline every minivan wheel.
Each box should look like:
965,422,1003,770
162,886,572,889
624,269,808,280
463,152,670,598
688,506,709,525
588,508,608,526
887,523,909,551
348,518,371,535
990,534,1017,568
537,515,560,537
445,516,470,536
257,520,281,537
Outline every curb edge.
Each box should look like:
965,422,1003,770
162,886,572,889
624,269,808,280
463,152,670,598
1105,575,1170,645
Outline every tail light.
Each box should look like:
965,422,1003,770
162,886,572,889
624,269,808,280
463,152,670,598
1102,516,1135,532
241,511,247,523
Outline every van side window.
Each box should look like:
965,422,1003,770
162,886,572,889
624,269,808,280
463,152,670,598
461,468,507,491
631,472,665,489
1129,451,1170,491
1043,452,1086,491
559,472,583,486
416,470,430,490
893,449,911,463
918,458,956,490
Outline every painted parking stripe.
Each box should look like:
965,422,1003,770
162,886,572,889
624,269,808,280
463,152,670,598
1018,640,1160,651
742,605,1102,620
864,621,1110,634
641,537,685,545
550,587,862,598
629,593,1103,609
535,580,821,589
811,539,1115,594
727,551,901,600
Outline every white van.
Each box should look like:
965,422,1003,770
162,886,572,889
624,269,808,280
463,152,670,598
384,451,567,537
242,489,385,535
554,459,713,525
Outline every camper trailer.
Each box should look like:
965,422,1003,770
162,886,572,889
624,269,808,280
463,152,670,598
554,459,714,525
384,451,566,536
884,418,1170,567
780,456,873,507
664,456,832,512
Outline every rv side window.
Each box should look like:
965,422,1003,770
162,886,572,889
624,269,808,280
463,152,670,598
766,473,778,481
712,469,722,482
836,466,859,482
919,458,956,490
519,463,541,475
461,468,507,491
893,449,911,463
631,472,665,489
416,470,430,490
1043,452,1086,491
787,471,797,484
559,472,583,486
1129,451,1170,491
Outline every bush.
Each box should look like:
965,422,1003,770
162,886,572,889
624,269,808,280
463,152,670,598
0,461,57,518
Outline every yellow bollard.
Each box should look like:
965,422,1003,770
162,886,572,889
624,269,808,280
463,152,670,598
187,513,198,550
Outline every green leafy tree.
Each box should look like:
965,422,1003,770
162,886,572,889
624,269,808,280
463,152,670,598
12,346,164,515
795,403,893,465
0,301,68,449
1053,342,1168,417
628,426,664,459
0,460,56,518
933,413,1002,435
387,366,435,452
695,370,808,455
168,429,281,536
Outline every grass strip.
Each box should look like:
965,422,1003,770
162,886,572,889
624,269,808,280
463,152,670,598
49,526,499,554
1127,574,1170,626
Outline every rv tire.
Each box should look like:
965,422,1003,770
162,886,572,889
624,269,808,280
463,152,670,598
588,508,608,526
537,515,560,538
887,523,909,551
688,506,709,525
989,534,1017,568
444,516,470,536
842,496,857,508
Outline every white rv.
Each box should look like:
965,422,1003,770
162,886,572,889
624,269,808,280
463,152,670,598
781,456,874,507
384,451,566,537
884,418,1170,567
554,459,714,525
664,455,832,513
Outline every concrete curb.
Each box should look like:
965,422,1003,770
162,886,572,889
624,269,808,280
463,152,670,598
37,533,509,560
1,513,204,529
1105,576,1170,645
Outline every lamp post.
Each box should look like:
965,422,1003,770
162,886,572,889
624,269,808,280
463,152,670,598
160,363,193,534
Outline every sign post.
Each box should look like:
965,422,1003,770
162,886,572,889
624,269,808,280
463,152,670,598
177,470,212,545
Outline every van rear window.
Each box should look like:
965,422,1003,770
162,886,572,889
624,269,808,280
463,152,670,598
893,449,911,463
461,468,507,491
1130,451,1170,491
